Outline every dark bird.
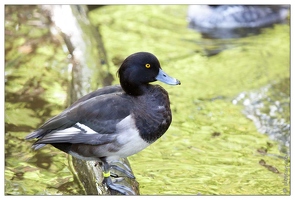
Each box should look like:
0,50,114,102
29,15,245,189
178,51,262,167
26,52,181,195
187,5,289,29
187,5,289,38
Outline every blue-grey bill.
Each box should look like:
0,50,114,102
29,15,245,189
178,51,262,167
156,69,181,85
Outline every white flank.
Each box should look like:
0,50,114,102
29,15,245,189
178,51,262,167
110,115,150,159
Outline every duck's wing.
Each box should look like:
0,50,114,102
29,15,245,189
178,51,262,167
26,85,122,139
69,85,122,108
26,92,133,149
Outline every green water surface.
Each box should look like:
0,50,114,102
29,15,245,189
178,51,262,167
5,5,290,195
88,5,290,195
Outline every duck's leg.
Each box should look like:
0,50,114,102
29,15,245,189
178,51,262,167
101,160,136,195
95,160,135,179
109,160,135,179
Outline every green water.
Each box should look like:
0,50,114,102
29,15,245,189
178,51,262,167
5,6,83,195
5,5,290,195
88,5,290,195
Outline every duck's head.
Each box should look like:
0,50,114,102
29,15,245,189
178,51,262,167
118,52,180,95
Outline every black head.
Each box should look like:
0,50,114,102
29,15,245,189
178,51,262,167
118,52,180,96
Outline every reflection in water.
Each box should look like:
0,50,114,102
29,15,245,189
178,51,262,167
233,78,290,154
183,37,244,57
185,6,290,57
5,5,83,195
42,5,113,101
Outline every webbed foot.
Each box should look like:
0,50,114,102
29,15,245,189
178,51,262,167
103,176,135,195
101,160,136,195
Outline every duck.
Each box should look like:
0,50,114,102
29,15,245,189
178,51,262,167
25,52,181,195
187,5,289,29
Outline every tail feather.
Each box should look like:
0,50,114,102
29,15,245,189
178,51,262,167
31,143,47,150
25,129,46,140
25,113,75,141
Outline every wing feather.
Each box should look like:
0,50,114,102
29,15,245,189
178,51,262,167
26,90,133,149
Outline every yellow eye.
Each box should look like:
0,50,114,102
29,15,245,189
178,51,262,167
145,63,151,68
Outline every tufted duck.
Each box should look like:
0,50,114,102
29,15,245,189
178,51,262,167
26,52,181,195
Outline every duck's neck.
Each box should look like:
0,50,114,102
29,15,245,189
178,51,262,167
121,81,150,96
